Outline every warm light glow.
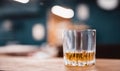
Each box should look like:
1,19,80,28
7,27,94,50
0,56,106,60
51,5,74,19
77,4,89,21
14,0,29,3
97,0,119,10
2,20,12,31
32,24,45,41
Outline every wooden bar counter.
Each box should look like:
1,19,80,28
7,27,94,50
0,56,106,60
0,56,120,71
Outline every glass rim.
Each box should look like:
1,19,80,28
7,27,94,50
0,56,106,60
65,29,96,32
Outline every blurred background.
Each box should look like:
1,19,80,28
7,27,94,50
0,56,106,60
0,0,120,59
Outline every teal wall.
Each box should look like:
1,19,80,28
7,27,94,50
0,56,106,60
0,17,47,45
0,0,120,45
73,0,120,44
85,1,120,44
0,0,50,46
14,17,47,45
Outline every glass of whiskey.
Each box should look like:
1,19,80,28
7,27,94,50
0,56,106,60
63,29,96,66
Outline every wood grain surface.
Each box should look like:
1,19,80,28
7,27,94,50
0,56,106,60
0,56,120,71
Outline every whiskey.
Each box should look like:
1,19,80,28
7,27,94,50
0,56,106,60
64,51,96,66
65,51,95,62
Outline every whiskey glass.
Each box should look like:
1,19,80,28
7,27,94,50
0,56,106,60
63,29,96,66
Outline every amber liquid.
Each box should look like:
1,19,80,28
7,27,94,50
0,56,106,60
65,51,95,62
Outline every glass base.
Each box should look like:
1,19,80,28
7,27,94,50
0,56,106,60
64,58,95,67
